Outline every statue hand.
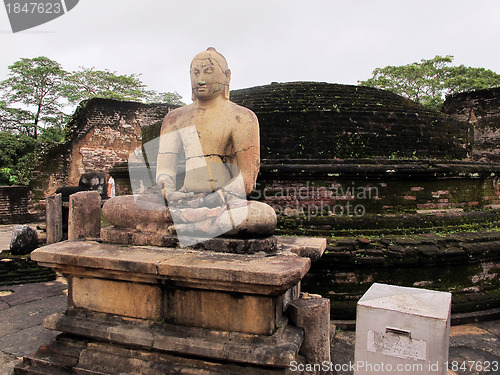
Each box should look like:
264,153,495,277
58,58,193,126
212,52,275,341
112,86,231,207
166,190,195,203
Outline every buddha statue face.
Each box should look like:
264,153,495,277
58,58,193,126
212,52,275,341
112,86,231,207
190,48,230,101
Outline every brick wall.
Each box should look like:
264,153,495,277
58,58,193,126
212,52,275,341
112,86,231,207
443,87,500,162
0,186,35,224
31,98,179,200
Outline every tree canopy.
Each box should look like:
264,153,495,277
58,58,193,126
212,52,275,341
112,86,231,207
359,55,500,110
0,57,67,138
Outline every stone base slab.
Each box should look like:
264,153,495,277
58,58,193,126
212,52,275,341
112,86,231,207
68,275,286,334
43,308,303,367
100,227,327,260
32,240,310,296
20,239,328,374
16,334,302,375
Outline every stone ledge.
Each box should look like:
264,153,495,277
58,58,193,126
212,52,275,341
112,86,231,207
31,240,311,295
44,308,303,367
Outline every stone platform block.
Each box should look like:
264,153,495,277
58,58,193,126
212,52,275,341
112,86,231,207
32,240,310,295
101,226,326,259
20,238,328,373
45,193,62,244
31,240,310,334
288,293,331,364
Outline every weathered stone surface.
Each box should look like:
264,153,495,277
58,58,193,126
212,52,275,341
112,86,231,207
288,294,331,365
67,275,280,334
163,287,280,334
45,193,62,244
101,226,278,253
31,241,311,295
444,87,500,162
231,82,471,160
278,236,326,261
44,308,303,367
9,225,38,255
68,190,101,240
70,277,162,320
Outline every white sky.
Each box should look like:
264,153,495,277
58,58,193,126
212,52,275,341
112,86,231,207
1,0,500,104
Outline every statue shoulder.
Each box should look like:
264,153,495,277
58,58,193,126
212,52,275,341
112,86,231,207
227,101,258,124
164,104,193,119
161,104,193,128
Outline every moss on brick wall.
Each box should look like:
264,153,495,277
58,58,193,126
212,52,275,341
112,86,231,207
443,87,500,162
231,82,471,160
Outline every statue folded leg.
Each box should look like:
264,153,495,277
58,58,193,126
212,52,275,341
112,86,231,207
171,200,276,239
102,193,174,235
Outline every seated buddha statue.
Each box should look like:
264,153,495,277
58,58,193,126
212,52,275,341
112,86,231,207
102,48,276,245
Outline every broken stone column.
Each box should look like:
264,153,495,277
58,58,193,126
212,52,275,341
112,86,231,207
288,293,331,365
46,193,62,244
68,191,101,241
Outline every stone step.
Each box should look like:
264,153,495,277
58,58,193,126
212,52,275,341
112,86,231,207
44,308,303,368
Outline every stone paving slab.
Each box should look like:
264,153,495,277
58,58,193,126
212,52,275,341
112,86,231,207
0,293,67,337
1,279,67,307
0,278,67,375
2,277,500,375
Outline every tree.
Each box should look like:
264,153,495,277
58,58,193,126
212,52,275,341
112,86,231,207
0,56,67,138
359,55,500,110
0,100,33,135
145,90,185,105
63,67,151,104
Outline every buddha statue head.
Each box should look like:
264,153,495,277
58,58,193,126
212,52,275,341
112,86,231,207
190,47,231,102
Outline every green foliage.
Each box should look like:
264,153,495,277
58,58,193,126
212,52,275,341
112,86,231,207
0,100,33,135
359,55,500,111
1,56,67,137
0,132,37,185
145,91,185,105
63,67,151,104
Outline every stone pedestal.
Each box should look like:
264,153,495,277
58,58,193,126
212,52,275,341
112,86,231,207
16,236,327,374
354,283,452,375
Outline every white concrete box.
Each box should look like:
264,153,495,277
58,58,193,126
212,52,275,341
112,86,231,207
354,283,451,375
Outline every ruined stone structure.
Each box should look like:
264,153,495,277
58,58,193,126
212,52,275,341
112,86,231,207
443,87,500,162
18,52,332,374
31,98,179,200
34,82,500,322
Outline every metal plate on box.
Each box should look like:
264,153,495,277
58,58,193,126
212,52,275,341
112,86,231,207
367,330,427,361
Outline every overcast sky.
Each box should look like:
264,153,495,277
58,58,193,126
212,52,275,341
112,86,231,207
1,0,500,104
